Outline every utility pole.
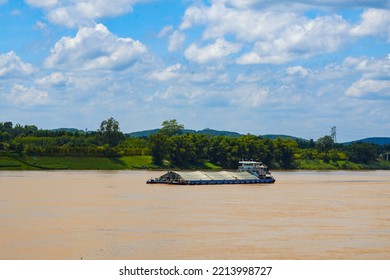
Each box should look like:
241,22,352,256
331,126,337,143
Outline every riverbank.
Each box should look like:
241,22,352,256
1,154,390,171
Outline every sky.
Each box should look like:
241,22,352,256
0,0,389,142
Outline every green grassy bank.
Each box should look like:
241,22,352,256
295,159,390,170
1,154,390,171
0,155,158,170
0,154,222,170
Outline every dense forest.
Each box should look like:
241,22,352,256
1,118,390,170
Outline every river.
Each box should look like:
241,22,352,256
0,170,389,260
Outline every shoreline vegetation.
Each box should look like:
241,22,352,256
1,154,390,171
1,119,390,171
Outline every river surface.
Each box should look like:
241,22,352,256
0,170,389,260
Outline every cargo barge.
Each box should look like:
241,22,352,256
146,161,275,185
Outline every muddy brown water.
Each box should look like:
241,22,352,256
0,170,389,260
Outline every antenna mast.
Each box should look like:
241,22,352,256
331,126,337,143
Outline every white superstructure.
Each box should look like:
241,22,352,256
238,161,270,178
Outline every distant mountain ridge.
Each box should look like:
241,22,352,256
53,128,390,146
126,129,309,141
51,128,85,133
344,137,390,146
125,129,159,138
126,128,242,138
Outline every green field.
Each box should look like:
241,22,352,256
0,155,158,170
0,156,31,170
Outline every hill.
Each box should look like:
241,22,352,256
126,128,314,139
344,137,390,146
51,128,85,133
126,128,243,138
189,128,242,137
126,129,159,138
51,127,388,146
126,128,306,138
261,134,307,141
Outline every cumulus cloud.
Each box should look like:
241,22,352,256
237,15,350,64
25,0,58,8
346,79,390,97
9,84,49,106
25,0,144,27
158,25,173,38
230,87,269,107
184,38,241,63
45,23,147,71
350,9,390,41
150,64,184,81
0,51,35,78
343,55,390,79
35,72,71,88
287,65,310,77
146,85,208,106
158,25,186,52
343,55,390,97
181,2,351,64
219,0,390,9
34,20,48,30
181,2,327,43
168,30,186,52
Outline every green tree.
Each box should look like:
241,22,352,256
98,117,124,147
149,132,169,165
275,138,297,168
348,142,378,164
315,135,334,153
160,119,184,136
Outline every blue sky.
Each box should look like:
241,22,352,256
1,0,389,142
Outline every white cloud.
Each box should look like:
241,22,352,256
168,30,186,52
9,84,50,106
158,26,186,52
238,14,350,64
181,4,308,43
34,20,48,30
219,0,390,9
343,55,390,79
346,79,390,97
26,0,144,28
45,23,148,71
149,63,231,85
150,64,184,81
25,0,58,8
0,51,35,78
287,65,310,77
350,9,390,41
236,72,264,83
158,25,173,38
181,2,350,64
146,85,207,106
35,72,71,88
184,38,241,63
230,87,269,107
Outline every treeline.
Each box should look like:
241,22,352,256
149,120,388,169
0,119,149,157
1,119,389,169
150,132,296,169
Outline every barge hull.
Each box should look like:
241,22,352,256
146,166,276,185
147,178,275,185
